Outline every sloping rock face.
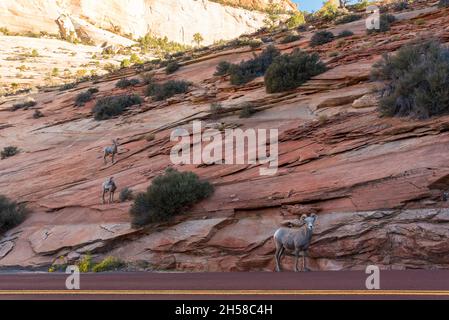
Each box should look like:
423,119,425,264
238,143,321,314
1,1,449,271
0,0,295,45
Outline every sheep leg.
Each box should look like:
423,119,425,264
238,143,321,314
294,249,300,272
104,153,107,165
274,244,283,272
111,190,114,203
111,153,115,164
302,251,310,272
102,190,106,204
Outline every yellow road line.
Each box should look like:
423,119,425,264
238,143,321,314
0,290,449,296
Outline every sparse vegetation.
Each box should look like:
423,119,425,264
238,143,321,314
119,188,134,202
75,91,93,107
116,78,140,88
165,61,180,74
228,45,280,85
193,33,204,47
92,94,142,120
372,40,449,119
1,146,19,160
138,33,190,57
239,103,257,118
12,99,37,111
77,254,93,272
393,0,409,11
214,61,232,76
146,80,191,101
310,30,335,47
0,195,28,234
286,12,306,29
280,34,301,44
60,83,77,91
120,59,131,68
264,49,326,93
337,30,354,38
336,14,362,25
92,257,125,272
440,0,449,8
130,168,214,227
33,110,44,119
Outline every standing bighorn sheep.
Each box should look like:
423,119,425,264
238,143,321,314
102,177,117,204
273,213,317,272
103,139,118,164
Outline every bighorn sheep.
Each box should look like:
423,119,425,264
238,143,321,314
103,139,118,164
102,177,117,204
273,213,317,272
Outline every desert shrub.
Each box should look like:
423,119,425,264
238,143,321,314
130,53,143,64
119,188,134,202
310,30,334,47
77,254,93,272
280,34,301,44
228,45,280,85
146,80,191,101
265,49,327,93
1,146,19,159
60,82,76,91
440,0,449,7
116,78,140,88
248,40,263,49
372,40,449,119
337,30,354,38
239,103,257,118
393,0,409,11
88,87,99,94
12,99,37,111
145,133,156,141
286,12,306,28
0,195,28,234
92,94,142,120
214,61,232,76
210,102,224,119
120,59,131,68
92,257,125,272
367,14,396,34
165,61,180,74
130,168,214,227
336,14,362,25
33,110,44,118
140,72,155,85
75,91,93,107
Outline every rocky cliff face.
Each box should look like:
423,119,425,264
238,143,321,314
0,0,295,45
1,1,449,271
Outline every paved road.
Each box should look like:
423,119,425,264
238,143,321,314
0,270,449,299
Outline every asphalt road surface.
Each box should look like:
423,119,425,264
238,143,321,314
0,270,448,300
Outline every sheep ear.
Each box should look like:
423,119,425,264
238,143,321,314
300,214,307,221
310,213,317,223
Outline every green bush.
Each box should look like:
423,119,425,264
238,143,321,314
393,1,409,11
1,146,19,159
372,40,449,119
367,14,396,34
33,110,44,119
130,168,214,227
310,31,334,47
336,14,362,25
239,103,257,118
75,91,93,107
229,45,280,85
92,257,125,272
146,80,191,101
88,87,99,94
12,100,37,111
120,59,131,68
337,30,354,38
60,83,76,91
440,0,449,7
119,188,134,202
280,34,301,44
165,61,180,74
92,94,142,120
214,61,232,76
77,254,92,272
264,49,326,93
116,78,140,88
0,195,28,234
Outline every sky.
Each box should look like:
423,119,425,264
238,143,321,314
294,0,323,12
